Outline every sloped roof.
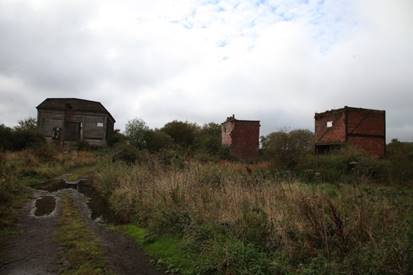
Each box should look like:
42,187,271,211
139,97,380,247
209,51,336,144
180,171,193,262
37,98,115,122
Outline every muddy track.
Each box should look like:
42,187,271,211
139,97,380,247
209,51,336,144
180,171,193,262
0,190,61,275
0,187,164,275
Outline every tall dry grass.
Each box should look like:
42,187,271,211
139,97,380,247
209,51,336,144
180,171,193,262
2,147,97,178
96,159,412,273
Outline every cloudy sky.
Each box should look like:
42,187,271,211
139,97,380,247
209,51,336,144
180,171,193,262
0,0,412,141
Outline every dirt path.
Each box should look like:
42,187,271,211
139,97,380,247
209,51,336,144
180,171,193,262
0,190,61,275
0,188,164,275
96,225,162,275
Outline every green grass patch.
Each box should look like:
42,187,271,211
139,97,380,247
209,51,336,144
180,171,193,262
56,193,112,275
122,225,195,274
122,224,274,275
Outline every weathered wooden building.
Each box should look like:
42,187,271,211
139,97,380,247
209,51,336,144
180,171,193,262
37,98,115,146
315,106,386,157
222,115,260,160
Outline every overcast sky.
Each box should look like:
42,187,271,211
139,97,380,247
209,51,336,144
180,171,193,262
0,0,412,141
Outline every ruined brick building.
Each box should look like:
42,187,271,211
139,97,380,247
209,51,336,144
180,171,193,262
315,106,386,157
37,98,115,146
221,115,260,160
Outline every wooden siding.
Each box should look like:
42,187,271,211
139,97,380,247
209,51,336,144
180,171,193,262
38,109,113,146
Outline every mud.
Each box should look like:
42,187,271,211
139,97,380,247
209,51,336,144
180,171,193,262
1,180,163,275
34,196,56,216
0,190,61,275
39,178,116,223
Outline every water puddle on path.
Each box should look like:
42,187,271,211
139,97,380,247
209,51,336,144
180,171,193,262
34,196,56,216
40,178,117,223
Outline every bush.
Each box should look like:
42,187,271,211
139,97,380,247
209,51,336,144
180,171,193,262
15,118,37,131
161,121,199,148
149,207,192,235
112,144,142,165
0,117,45,151
182,223,272,274
13,129,45,150
195,123,222,154
125,118,149,149
262,129,314,170
157,148,186,168
386,139,413,184
0,124,13,150
107,129,125,147
235,203,273,248
298,146,388,184
193,236,272,274
144,130,173,152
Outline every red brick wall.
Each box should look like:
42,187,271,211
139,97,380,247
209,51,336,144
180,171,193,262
315,111,346,144
231,121,260,160
347,136,385,157
347,109,385,157
347,109,385,136
222,120,260,160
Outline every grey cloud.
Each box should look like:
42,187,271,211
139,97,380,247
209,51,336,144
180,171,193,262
0,0,412,142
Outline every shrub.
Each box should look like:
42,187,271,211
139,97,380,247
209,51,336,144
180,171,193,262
161,121,200,148
107,129,125,147
144,130,173,152
195,123,222,154
0,122,45,151
157,148,186,168
112,144,141,165
299,146,383,183
386,139,413,184
15,118,37,131
193,236,272,274
125,118,149,149
0,124,14,150
149,207,192,235
12,129,45,150
235,203,273,248
262,129,314,170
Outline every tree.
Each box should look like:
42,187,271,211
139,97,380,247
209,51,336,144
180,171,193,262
15,117,37,131
262,129,314,169
161,120,200,148
125,119,149,149
196,123,222,154
0,120,44,151
144,129,173,152
0,124,13,150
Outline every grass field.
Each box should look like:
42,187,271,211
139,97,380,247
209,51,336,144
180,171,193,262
1,146,412,274
95,158,413,274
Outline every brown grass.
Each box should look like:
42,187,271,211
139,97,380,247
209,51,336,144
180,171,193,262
96,160,410,271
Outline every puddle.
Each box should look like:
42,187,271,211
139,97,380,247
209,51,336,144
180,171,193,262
34,196,56,216
39,178,117,224
77,183,117,223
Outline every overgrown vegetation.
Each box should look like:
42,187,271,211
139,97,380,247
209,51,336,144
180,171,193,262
0,145,97,234
56,193,110,275
0,118,45,151
123,118,229,160
97,157,413,274
0,152,29,234
2,116,413,274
